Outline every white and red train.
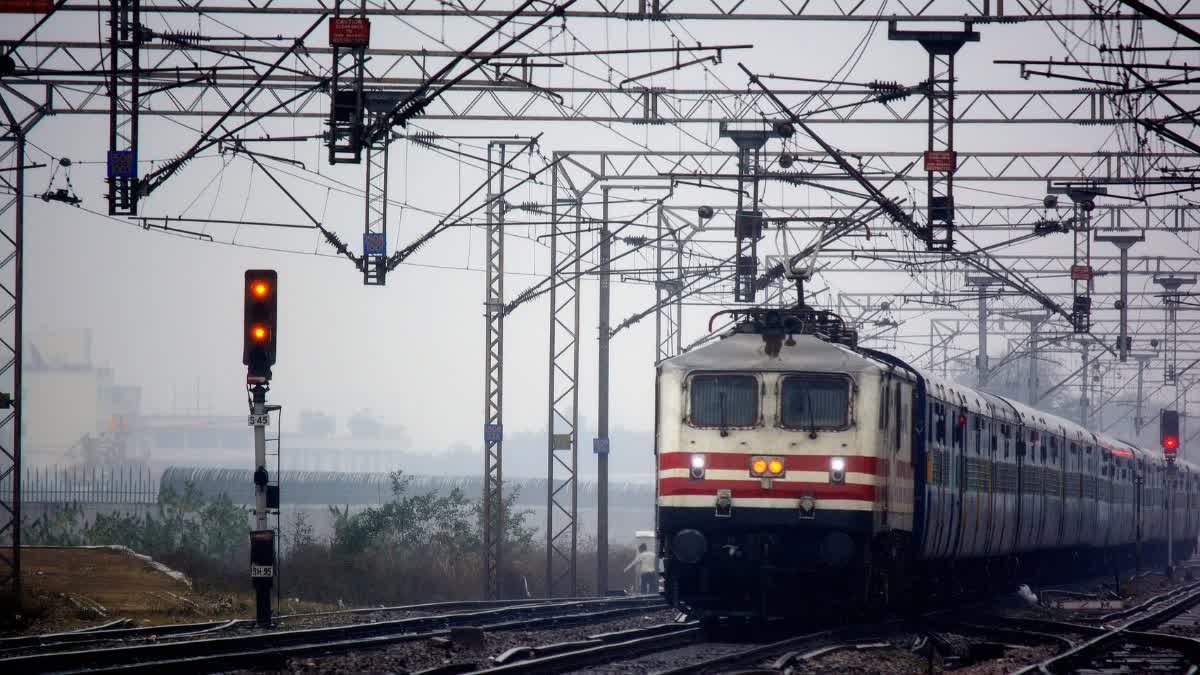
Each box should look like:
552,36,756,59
655,308,1200,617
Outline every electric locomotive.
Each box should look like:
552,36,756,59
656,307,1200,618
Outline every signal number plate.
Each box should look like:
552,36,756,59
247,413,270,426
251,565,274,578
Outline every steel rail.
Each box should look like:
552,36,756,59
461,623,701,674
1009,581,1200,673
0,595,620,655
0,596,664,674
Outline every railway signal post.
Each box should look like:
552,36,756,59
1162,408,1179,578
245,270,278,626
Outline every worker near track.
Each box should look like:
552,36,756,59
624,543,658,594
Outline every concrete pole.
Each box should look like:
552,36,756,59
1080,341,1090,428
977,285,988,387
597,189,611,596
1028,320,1040,405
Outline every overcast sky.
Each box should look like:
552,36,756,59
4,4,1198,457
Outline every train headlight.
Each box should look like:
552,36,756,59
750,456,785,477
689,454,706,480
829,457,847,484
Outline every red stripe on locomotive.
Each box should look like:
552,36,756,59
658,477,876,501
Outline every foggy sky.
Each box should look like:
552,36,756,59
3,6,1196,460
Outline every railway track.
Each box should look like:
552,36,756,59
0,595,610,657
1008,580,1200,673
0,596,665,674
424,621,703,674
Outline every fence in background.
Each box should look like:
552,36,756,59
0,465,158,504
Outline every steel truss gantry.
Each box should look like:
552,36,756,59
482,140,515,600
11,44,1199,128
361,135,389,285
546,155,583,598
105,0,141,216
0,88,48,601
50,0,1200,22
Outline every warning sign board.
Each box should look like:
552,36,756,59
0,0,53,12
924,150,957,173
329,18,370,47
1070,265,1093,282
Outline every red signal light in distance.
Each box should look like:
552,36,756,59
1164,436,1179,451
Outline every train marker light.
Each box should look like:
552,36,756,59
750,456,785,478
689,454,706,480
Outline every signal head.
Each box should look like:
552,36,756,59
243,270,278,379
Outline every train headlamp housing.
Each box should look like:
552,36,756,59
749,455,785,478
689,454,706,480
829,457,847,484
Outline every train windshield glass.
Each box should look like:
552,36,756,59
780,374,850,429
689,374,758,427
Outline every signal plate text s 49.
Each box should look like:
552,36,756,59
248,413,270,426
251,565,274,578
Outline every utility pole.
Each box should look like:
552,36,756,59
1153,273,1194,385
1025,315,1047,406
966,275,995,387
1095,229,1144,362
1132,353,1156,438
596,187,612,596
1080,340,1091,428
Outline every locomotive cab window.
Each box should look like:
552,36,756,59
780,373,851,430
688,374,759,428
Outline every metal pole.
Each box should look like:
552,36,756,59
545,162,557,598
11,129,23,602
1081,341,1090,428
1135,359,1146,434
1028,318,1040,405
482,142,506,599
252,384,271,626
597,188,611,596
977,285,988,386
1168,462,1175,577
1119,245,1130,361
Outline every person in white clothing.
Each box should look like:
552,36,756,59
624,543,657,594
